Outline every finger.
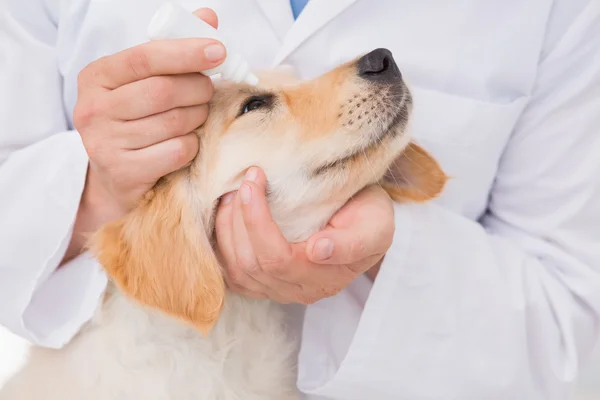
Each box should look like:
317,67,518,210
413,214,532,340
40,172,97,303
238,167,294,277
328,184,394,228
215,191,237,266
215,193,265,296
111,74,214,120
230,192,269,292
347,254,387,275
238,170,313,294
117,104,208,149
217,194,286,301
306,227,386,267
306,199,395,266
85,38,226,90
193,8,218,28
123,132,199,183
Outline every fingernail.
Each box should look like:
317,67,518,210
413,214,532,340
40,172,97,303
240,183,252,204
221,192,234,205
204,44,226,62
245,167,258,182
313,238,334,261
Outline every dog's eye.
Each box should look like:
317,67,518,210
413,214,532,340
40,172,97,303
239,94,274,117
243,97,267,114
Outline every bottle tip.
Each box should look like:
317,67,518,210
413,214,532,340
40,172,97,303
244,73,260,86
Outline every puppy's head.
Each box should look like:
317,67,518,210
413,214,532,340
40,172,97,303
91,48,447,333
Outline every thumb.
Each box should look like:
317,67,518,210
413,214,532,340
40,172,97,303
306,228,371,265
193,8,219,29
307,185,396,265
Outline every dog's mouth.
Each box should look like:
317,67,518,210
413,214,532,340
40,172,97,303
313,90,410,176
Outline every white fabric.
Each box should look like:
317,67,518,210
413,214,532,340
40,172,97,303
1,0,599,399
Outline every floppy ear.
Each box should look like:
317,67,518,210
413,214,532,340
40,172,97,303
89,176,225,334
380,142,448,203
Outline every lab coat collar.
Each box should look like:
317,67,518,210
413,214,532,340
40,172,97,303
271,0,362,66
253,0,295,42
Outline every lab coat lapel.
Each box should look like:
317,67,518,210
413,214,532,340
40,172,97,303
253,0,295,42
272,0,361,66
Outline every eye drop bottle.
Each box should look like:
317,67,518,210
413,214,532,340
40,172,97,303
147,1,259,86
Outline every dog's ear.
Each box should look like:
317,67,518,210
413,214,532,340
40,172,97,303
380,142,448,203
89,176,225,334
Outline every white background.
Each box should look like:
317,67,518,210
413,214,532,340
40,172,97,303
0,325,598,398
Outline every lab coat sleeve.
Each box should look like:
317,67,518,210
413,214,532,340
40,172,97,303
0,0,107,348
297,4,600,400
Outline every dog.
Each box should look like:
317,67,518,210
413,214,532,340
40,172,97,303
0,48,447,400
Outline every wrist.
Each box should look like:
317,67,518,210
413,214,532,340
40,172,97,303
61,167,124,264
81,167,126,226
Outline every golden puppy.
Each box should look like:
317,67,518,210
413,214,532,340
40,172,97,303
0,48,446,400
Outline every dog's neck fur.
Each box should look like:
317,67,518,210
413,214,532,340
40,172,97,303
186,169,348,245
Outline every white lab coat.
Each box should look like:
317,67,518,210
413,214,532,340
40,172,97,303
1,0,600,398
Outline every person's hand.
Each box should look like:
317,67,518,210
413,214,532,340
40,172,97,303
73,8,224,224
214,167,395,304
61,9,224,264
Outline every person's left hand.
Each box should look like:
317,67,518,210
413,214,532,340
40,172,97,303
214,167,395,305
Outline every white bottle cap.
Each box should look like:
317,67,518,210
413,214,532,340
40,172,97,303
147,2,259,86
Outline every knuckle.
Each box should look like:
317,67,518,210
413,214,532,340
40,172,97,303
260,254,291,277
72,103,91,130
126,47,152,81
240,256,261,274
226,267,245,285
73,99,103,130
229,251,259,274
162,108,187,135
348,236,367,262
147,77,174,110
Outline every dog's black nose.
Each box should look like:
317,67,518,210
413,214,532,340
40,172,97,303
357,48,401,82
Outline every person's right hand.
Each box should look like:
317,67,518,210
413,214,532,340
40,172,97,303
73,8,224,225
